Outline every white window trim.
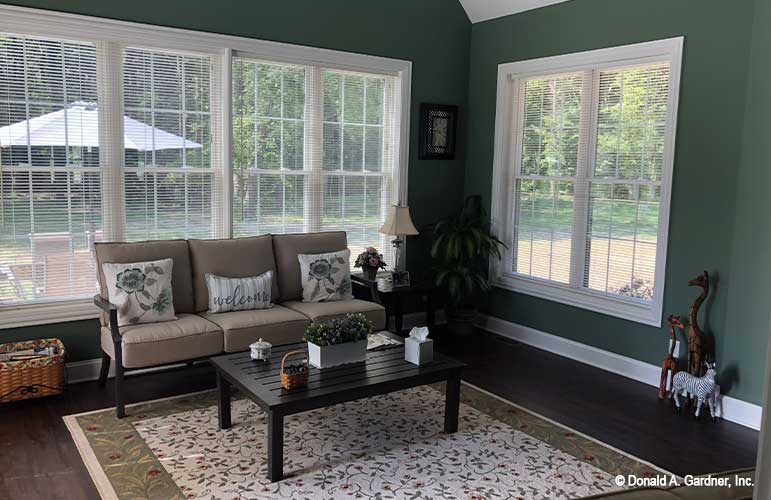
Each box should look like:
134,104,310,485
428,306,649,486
489,37,683,327
0,299,100,329
0,4,412,328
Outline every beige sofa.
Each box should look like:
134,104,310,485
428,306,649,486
93,231,386,417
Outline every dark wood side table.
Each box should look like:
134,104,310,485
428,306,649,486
351,273,435,336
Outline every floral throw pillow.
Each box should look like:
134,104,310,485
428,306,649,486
298,249,353,303
101,258,176,327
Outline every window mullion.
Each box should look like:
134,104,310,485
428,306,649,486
303,66,323,233
568,69,598,289
96,40,126,241
215,48,232,238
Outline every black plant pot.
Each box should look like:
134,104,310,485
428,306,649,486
445,304,477,337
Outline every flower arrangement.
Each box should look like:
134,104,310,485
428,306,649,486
355,247,387,279
354,247,387,270
303,313,372,347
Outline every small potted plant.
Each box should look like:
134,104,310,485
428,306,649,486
304,313,372,368
354,247,387,280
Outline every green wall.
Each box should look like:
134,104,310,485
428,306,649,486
0,0,472,361
722,0,771,406
464,0,763,403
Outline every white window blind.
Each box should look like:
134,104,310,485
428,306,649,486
493,39,682,326
585,64,669,300
514,72,585,285
232,59,306,236
512,62,670,302
232,58,397,267
0,33,101,305
121,47,220,242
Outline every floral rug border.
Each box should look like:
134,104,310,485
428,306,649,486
64,383,670,500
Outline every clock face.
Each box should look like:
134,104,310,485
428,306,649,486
431,116,449,148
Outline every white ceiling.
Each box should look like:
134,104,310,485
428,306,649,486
458,0,573,23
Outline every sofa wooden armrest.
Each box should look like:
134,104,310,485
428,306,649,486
93,293,117,312
93,294,121,342
93,294,127,416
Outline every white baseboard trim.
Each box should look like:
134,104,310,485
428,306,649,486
66,310,446,385
476,313,763,431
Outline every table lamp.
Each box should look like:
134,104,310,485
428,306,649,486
379,205,419,285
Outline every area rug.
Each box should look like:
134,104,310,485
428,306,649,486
64,383,669,500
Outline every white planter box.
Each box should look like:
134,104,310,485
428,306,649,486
307,339,368,368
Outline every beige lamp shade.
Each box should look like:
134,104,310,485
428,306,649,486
379,205,419,236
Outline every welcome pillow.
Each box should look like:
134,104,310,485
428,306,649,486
102,258,176,327
298,249,353,302
205,271,273,314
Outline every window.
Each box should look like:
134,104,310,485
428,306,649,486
320,70,395,265
0,34,102,307
490,38,682,326
0,6,411,327
122,47,219,242
232,59,306,237
232,60,397,266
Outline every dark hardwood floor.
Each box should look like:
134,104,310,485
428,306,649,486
438,331,759,475
0,328,759,499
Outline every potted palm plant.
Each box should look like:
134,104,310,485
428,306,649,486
431,195,505,336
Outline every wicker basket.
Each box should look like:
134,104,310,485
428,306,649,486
0,338,65,404
280,350,309,390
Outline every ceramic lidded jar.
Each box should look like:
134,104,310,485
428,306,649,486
250,338,272,361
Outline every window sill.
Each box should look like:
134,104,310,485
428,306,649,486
491,273,663,327
0,299,100,330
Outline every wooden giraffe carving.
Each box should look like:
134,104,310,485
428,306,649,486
687,271,709,378
659,315,683,399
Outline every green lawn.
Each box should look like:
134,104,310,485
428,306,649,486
518,193,659,241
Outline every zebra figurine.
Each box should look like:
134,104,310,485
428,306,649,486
672,362,718,421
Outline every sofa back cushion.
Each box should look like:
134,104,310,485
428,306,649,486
94,240,194,324
189,235,279,312
272,231,347,301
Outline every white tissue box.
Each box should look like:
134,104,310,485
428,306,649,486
405,337,433,365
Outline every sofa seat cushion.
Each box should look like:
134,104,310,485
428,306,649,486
203,305,310,352
282,299,386,331
101,314,223,368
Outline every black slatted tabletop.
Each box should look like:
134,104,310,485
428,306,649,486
210,341,465,414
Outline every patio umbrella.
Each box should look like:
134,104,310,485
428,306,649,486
0,101,202,150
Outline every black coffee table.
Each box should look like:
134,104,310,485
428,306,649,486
210,341,465,482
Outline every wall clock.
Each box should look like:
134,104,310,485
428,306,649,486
418,103,458,160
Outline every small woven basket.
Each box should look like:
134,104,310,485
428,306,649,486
0,338,65,404
280,350,309,390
